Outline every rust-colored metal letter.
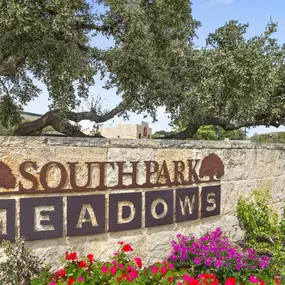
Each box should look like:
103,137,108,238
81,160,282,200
19,161,38,191
173,161,186,185
40,162,67,191
96,162,115,190
187,159,201,184
67,162,92,190
115,161,139,188
156,160,172,186
143,161,159,187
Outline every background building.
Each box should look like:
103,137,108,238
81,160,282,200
99,121,152,139
20,111,42,121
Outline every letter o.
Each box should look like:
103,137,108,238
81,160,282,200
151,198,168,219
40,162,67,191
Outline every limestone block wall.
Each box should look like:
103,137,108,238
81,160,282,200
0,137,284,267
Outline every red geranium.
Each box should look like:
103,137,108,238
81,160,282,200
226,277,236,285
67,277,75,285
56,269,66,277
79,261,86,268
135,257,142,269
65,252,77,261
87,254,94,263
122,244,133,252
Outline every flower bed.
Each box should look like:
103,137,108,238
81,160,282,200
30,232,280,285
170,228,272,283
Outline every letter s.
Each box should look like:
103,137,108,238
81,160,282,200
19,161,38,191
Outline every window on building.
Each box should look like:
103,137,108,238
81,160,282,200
138,133,141,139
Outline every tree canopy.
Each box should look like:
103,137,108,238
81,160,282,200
153,125,246,140
0,0,285,138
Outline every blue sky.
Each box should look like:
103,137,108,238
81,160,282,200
25,0,285,137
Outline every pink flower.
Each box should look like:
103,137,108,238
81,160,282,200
111,266,117,274
129,270,138,279
118,263,124,269
78,276,83,282
161,266,167,275
102,266,108,274
49,283,56,285
152,266,158,274
135,257,142,269
168,263,174,269
249,276,260,283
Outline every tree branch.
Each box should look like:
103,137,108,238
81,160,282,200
14,110,88,137
162,125,199,139
75,22,110,32
160,115,285,140
65,98,129,123
0,56,25,77
14,98,131,136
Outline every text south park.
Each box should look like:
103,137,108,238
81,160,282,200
14,153,224,193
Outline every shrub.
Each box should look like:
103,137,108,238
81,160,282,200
169,228,273,284
237,189,285,279
0,238,48,285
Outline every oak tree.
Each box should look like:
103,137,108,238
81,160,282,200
0,0,199,136
1,1,285,138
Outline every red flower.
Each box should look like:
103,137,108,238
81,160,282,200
67,277,75,285
122,244,133,252
275,277,280,285
65,252,77,261
56,269,66,277
226,277,236,285
135,257,142,269
79,261,86,268
118,241,124,245
87,254,94,263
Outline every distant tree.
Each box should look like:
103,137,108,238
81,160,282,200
152,130,176,139
171,125,246,140
251,132,285,143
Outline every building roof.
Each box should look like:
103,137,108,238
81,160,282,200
20,111,42,117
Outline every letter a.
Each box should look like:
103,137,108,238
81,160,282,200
76,204,98,228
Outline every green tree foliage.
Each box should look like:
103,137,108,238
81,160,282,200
1,1,285,138
154,125,246,140
251,132,285,143
0,0,199,136
170,20,285,139
193,125,246,140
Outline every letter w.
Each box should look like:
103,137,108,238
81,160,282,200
179,195,196,216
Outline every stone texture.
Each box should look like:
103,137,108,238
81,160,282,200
0,137,284,268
